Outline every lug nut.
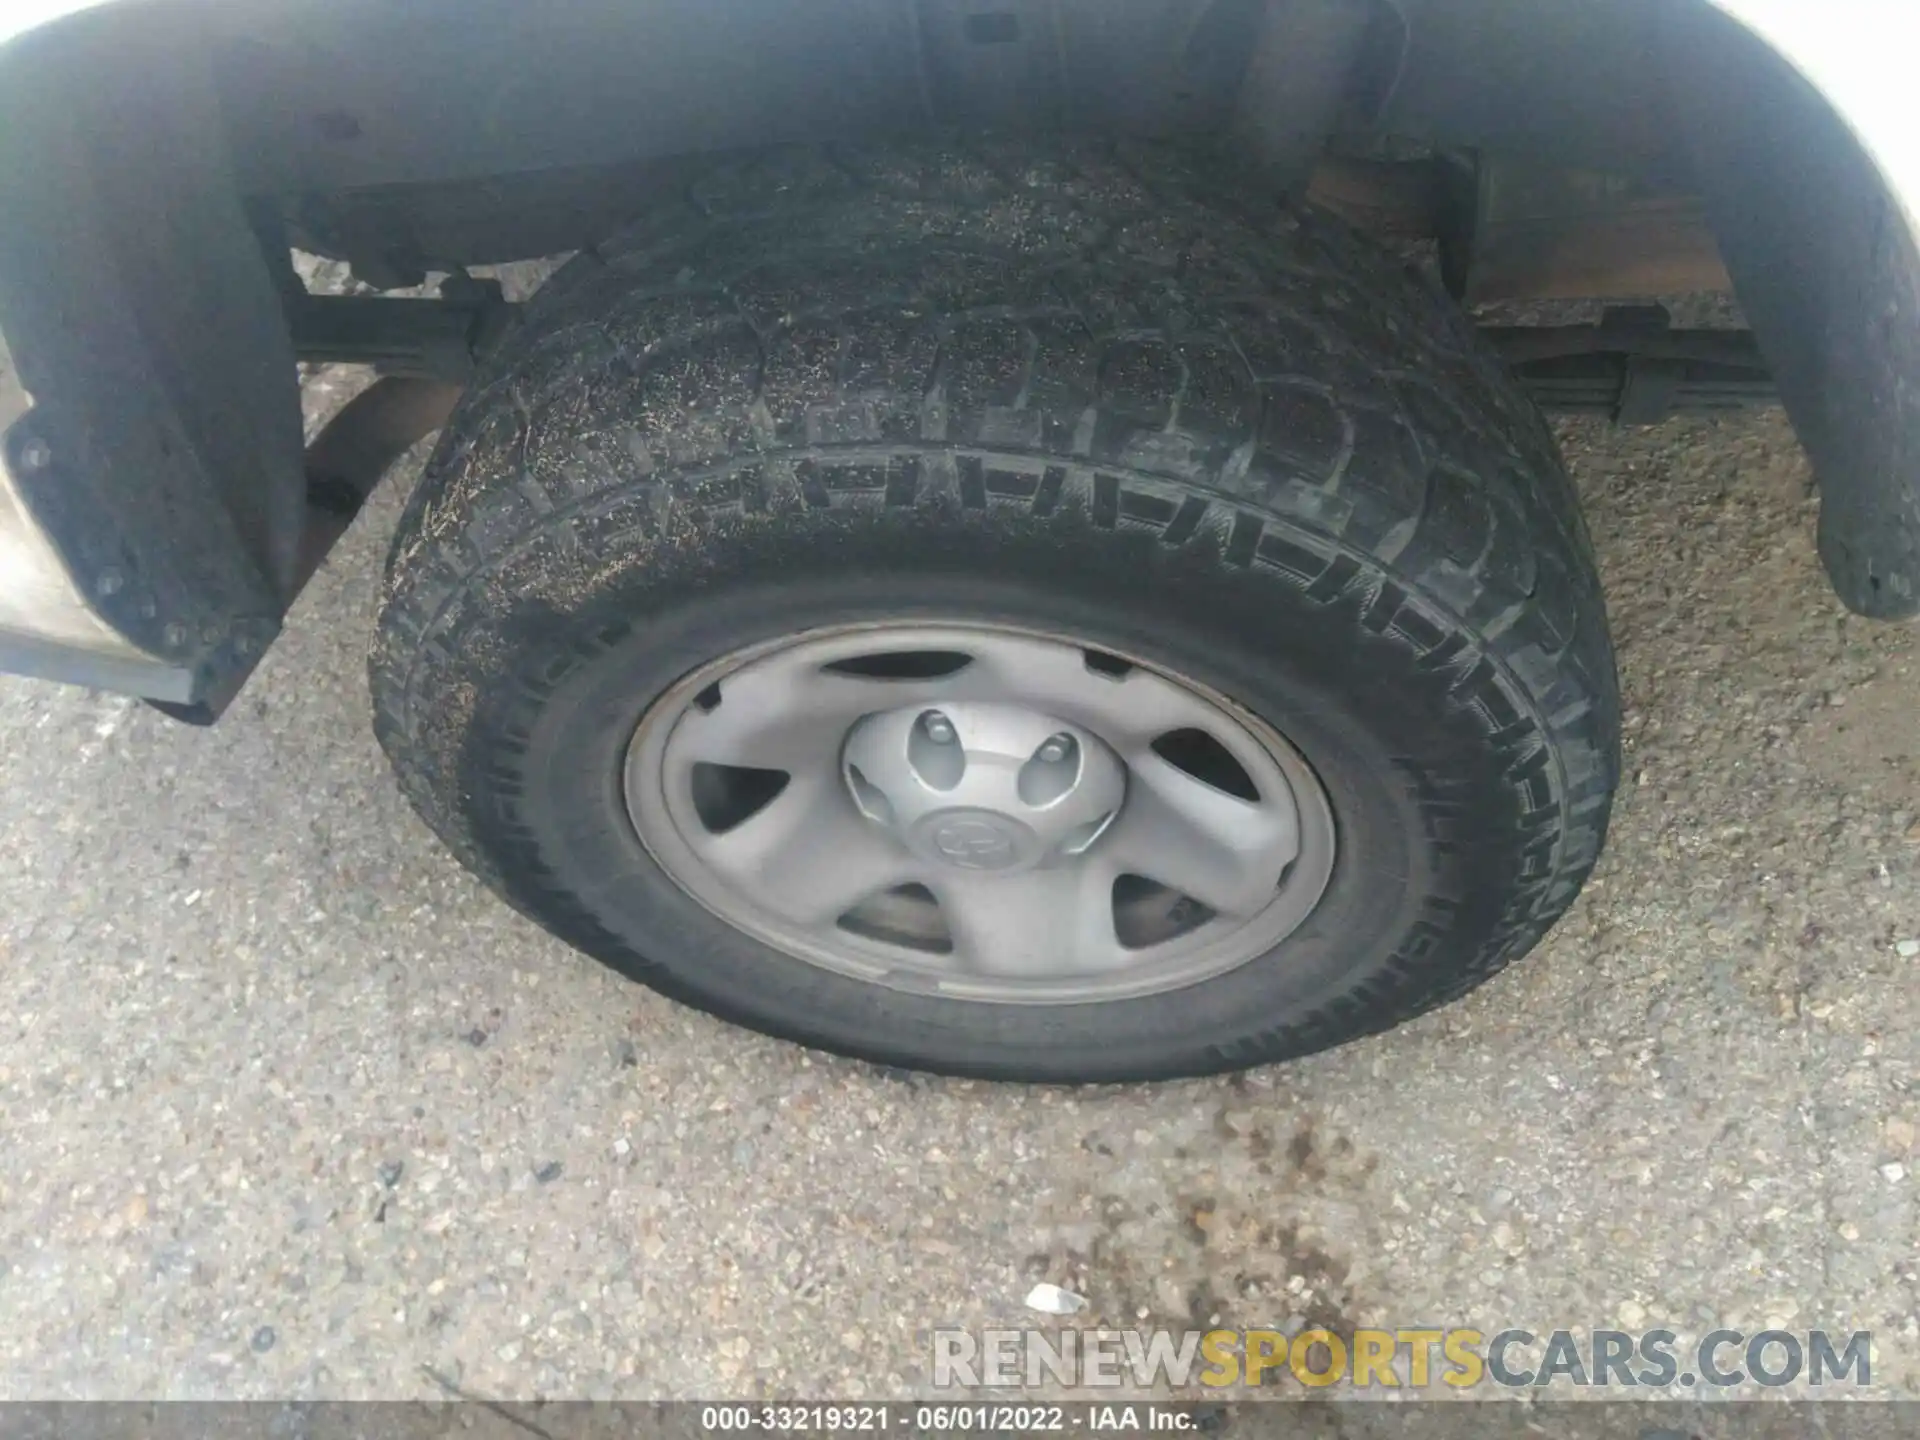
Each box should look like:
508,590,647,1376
1037,734,1073,764
921,712,956,745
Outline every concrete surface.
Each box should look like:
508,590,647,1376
2,406,1918,1401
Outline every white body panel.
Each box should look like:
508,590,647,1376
0,0,107,45
1710,0,1920,233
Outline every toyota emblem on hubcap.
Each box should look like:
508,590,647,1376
928,815,1024,871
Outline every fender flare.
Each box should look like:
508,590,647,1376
1678,1,1920,616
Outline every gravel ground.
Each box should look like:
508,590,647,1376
2,397,1918,1403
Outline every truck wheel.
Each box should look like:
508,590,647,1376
370,140,1619,1082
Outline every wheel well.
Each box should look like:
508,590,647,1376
3,0,1885,285
3,0,1886,305
0,0,1913,718
223,0,1708,273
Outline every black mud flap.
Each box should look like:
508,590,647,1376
1668,2,1920,619
0,11,307,712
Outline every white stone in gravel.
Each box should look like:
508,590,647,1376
1896,939,1920,959
1879,1163,1906,1183
1024,1283,1086,1316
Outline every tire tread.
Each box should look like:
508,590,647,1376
371,137,1620,1074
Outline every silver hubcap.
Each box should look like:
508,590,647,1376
623,623,1337,1004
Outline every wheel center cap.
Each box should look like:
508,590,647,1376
919,810,1035,871
841,702,1128,875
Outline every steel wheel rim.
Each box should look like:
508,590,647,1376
622,622,1337,1004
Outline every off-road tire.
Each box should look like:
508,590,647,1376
369,138,1620,1082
